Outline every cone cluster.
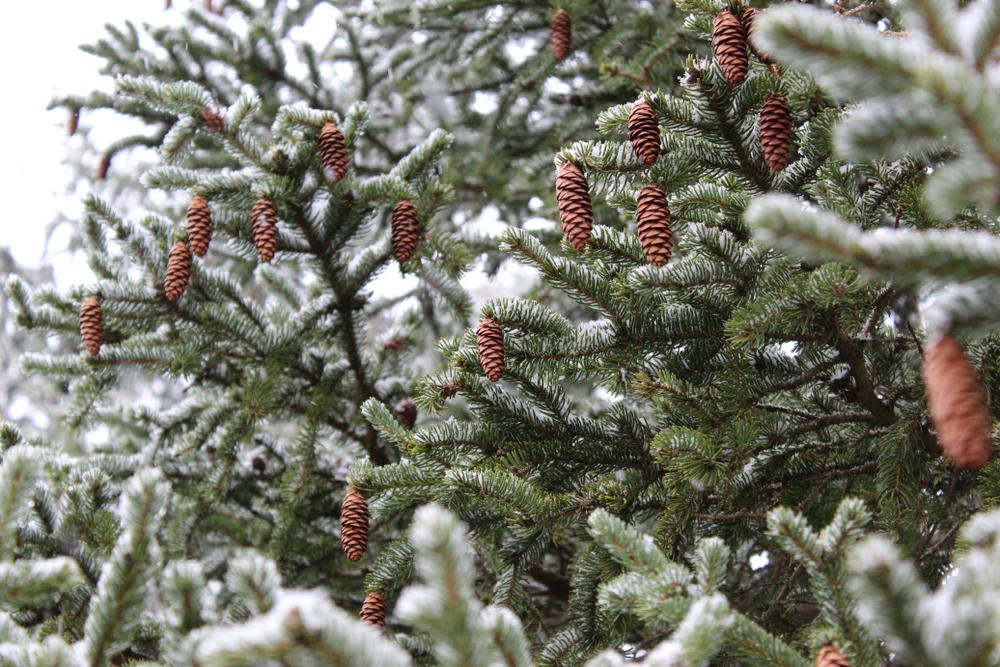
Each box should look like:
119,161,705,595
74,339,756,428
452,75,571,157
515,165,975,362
551,9,571,60
760,93,793,172
187,196,212,257
165,241,192,302
741,7,773,65
391,200,420,264
201,107,225,133
318,121,349,183
555,162,593,251
627,102,661,167
477,317,505,383
80,297,103,358
923,334,993,470
340,487,369,562
635,185,674,267
816,644,850,667
396,399,418,429
251,198,279,263
360,591,386,628
712,10,749,85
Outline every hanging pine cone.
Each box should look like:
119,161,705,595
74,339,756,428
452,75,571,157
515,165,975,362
318,121,349,183
164,241,192,302
67,108,80,137
98,153,112,180
712,10,749,85
79,297,103,358
551,9,571,60
186,196,212,257
741,7,773,65
340,487,369,562
477,317,505,383
635,184,673,267
760,93,793,172
391,200,420,264
627,102,661,167
923,334,993,469
360,591,386,628
396,399,418,429
251,198,279,263
555,162,593,251
816,644,850,667
200,107,225,133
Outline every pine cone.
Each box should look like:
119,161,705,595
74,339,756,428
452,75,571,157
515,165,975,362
551,9,572,60
923,335,993,469
440,382,459,399
68,108,80,137
555,162,593,251
741,7,773,65
627,102,661,167
318,121,349,183
391,200,420,264
164,241,192,302
396,399,418,429
98,153,112,180
340,487,369,562
201,107,225,133
79,297,103,358
635,184,673,267
760,93,793,172
477,317,505,383
186,196,212,257
712,10,749,85
360,591,386,628
816,644,850,667
251,198,279,263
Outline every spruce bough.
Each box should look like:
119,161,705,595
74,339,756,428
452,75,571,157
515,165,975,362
2,0,999,665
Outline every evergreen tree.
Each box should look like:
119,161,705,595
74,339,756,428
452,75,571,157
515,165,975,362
3,0,1000,665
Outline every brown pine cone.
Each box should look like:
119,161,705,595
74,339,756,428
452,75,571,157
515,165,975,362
627,102,661,167
251,198,279,263
635,185,674,267
816,643,850,667
391,200,420,264
396,399,418,429
318,121,349,183
551,9,572,60
98,153,112,180
555,162,593,252
712,10,749,85
68,108,80,137
760,93,793,172
741,7,773,65
477,317,505,383
164,241,192,302
923,335,993,469
201,107,225,133
79,297,103,358
340,487,369,562
186,196,212,257
360,591,386,628
440,382,459,399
